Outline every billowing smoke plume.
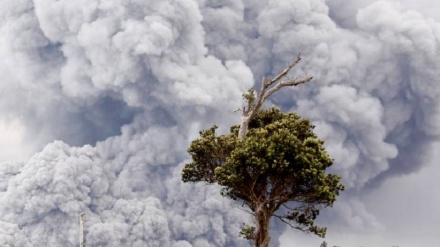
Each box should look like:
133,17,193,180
1,0,439,246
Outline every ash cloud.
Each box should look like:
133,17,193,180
200,0,440,207
1,0,440,246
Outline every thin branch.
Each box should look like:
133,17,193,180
272,214,296,228
272,214,309,233
232,201,255,216
265,55,302,87
262,75,313,102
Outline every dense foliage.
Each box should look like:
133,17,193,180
182,107,344,246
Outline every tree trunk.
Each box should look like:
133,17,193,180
238,115,251,138
254,203,270,247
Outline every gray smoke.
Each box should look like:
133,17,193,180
1,0,439,246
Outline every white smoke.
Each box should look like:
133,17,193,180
1,0,440,246
0,221,30,247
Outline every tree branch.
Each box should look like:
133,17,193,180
238,54,313,138
265,55,303,88
272,214,309,233
262,76,313,102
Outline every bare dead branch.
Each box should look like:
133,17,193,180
238,54,313,138
265,55,302,87
262,76,313,102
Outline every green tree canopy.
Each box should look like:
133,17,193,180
182,107,344,247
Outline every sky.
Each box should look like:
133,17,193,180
0,0,439,246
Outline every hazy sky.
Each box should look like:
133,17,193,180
0,0,439,246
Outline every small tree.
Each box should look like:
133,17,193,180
182,56,344,247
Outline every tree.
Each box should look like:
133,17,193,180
182,56,344,247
